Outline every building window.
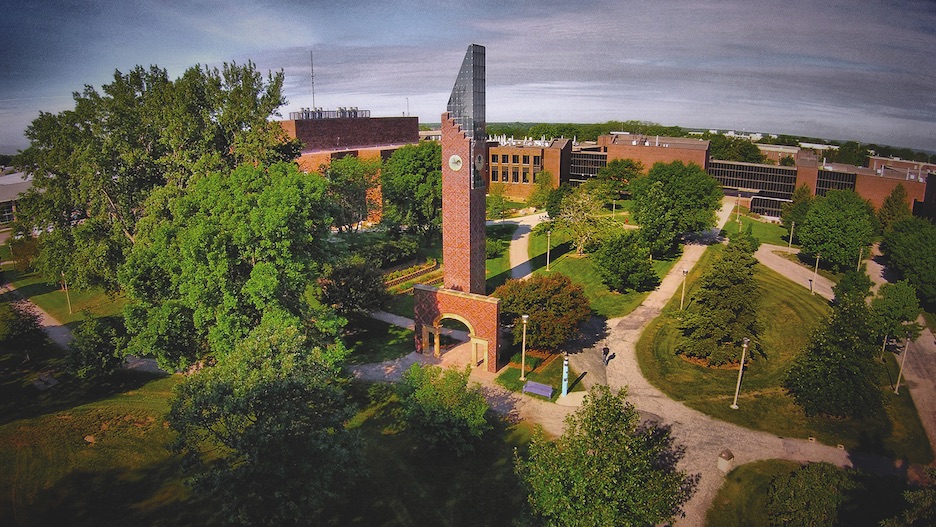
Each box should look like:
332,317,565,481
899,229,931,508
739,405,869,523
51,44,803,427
512,155,519,164
522,155,530,165
512,168,519,183
491,154,498,164
522,169,529,183
501,154,508,163
491,169,498,182
502,170,508,182
0,202,13,224
533,155,541,166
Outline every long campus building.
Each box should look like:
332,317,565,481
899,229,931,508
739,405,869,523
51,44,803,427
277,110,934,220
487,132,934,218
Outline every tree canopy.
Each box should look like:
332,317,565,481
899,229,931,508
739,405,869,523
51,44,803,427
798,190,876,272
550,186,611,255
14,62,298,292
631,160,722,236
781,184,813,239
515,385,696,527
321,155,381,232
593,230,658,293
120,162,336,369
878,184,913,233
767,462,856,527
881,217,936,308
380,141,442,236
168,319,360,526
704,133,767,163
493,273,591,350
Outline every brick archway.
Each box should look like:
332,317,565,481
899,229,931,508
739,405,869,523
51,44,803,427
414,285,502,372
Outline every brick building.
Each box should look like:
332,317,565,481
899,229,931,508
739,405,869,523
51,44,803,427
487,137,571,201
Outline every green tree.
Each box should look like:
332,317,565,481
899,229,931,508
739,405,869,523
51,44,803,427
15,62,298,292
397,364,491,456
319,255,391,317
544,185,572,220
168,318,360,526
871,280,922,354
798,190,876,272
582,158,642,203
705,133,766,163
67,314,125,380
322,156,381,232
881,217,936,307
767,462,856,527
516,385,696,527
380,141,442,236
831,141,869,166
527,170,555,209
785,293,882,418
552,185,610,255
677,239,760,365
780,155,796,166
493,273,591,350
0,299,42,346
878,184,913,232
881,468,936,527
487,182,512,220
631,160,722,235
593,231,658,292
634,180,680,258
781,184,814,239
120,162,336,369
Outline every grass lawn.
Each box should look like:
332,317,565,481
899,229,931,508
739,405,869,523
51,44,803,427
706,460,909,527
486,223,518,291
4,268,126,326
330,382,534,525
638,247,933,463
776,250,844,283
344,317,414,365
0,374,221,527
726,215,794,248
495,352,586,402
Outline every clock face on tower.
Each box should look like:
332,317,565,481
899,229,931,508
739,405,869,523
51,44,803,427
448,154,463,171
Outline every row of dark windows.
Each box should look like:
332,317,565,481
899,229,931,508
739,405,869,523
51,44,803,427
491,153,541,166
816,170,856,196
750,197,786,217
570,152,607,180
491,168,537,184
707,161,797,201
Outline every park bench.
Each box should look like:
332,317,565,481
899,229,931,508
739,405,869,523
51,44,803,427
522,380,554,399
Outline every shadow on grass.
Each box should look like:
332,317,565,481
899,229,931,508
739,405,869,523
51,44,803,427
19,459,217,527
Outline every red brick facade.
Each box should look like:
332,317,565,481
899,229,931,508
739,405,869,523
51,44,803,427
413,285,502,371
599,134,710,170
488,139,571,201
281,117,418,152
441,113,487,295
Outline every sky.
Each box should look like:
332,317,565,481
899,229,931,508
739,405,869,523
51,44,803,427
2,0,935,154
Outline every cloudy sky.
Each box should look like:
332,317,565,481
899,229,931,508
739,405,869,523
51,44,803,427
2,0,935,154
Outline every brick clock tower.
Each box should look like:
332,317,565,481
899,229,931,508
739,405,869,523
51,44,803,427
413,44,502,372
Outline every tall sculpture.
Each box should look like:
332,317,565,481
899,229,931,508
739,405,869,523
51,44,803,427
442,43,488,294
413,44,502,372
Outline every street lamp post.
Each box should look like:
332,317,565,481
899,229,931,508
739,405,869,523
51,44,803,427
787,221,795,254
857,247,863,271
730,338,750,410
519,314,530,381
62,272,72,315
680,269,688,310
736,192,742,231
546,230,551,271
812,253,820,290
895,337,911,395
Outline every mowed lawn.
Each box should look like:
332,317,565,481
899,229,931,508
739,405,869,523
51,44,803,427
638,246,933,463
4,267,126,326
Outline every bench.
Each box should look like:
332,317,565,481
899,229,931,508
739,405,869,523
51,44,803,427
522,381,554,399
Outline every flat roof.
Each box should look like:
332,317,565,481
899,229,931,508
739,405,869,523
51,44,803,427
0,172,31,203
607,134,709,150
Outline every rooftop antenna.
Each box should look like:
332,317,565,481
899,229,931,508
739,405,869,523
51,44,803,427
406,97,410,117
310,50,316,108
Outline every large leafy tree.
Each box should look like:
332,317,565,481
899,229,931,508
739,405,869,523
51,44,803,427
677,236,760,366
380,141,442,236
767,462,856,527
319,255,391,317
881,217,936,308
631,160,722,236
878,184,913,232
526,170,555,209
516,385,696,527
14,62,299,291
551,186,610,255
798,190,876,272
593,230,658,292
120,162,335,369
397,364,491,456
168,319,360,526
784,290,882,418
871,280,922,353
781,184,813,240
882,468,936,527
582,158,642,203
321,156,381,232
704,133,766,163
493,273,590,350
634,179,680,258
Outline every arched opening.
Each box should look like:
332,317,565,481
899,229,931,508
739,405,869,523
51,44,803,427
422,313,488,368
